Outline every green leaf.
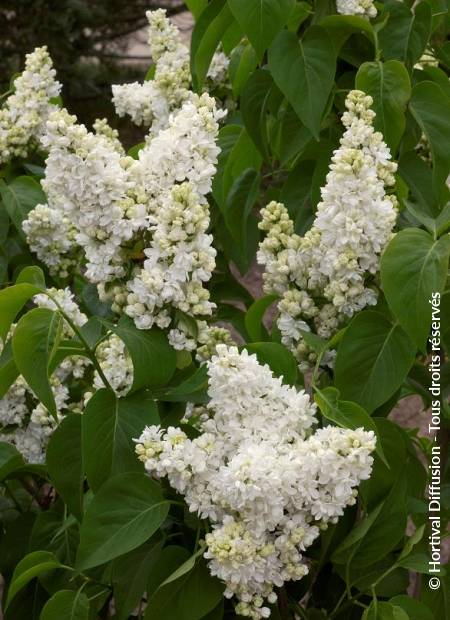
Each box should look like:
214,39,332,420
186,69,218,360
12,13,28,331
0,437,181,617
245,294,278,341
280,159,315,231
224,168,260,249
359,419,406,510
397,524,425,562
145,558,224,620
244,342,298,385
185,0,207,19
378,0,432,66
0,339,19,398
5,551,61,609
228,0,295,59
46,414,84,521
334,466,408,568
421,570,450,620
241,69,274,159
82,389,159,492
409,81,450,199
0,282,42,341
12,308,63,417
147,545,191,597
77,472,169,570
228,41,259,97
0,201,9,243
190,0,234,90
16,265,46,288
272,104,313,166
221,19,243,54
287,1,311,31
355,60,411,153
112,537,164,620
0,442,25,481
389,596,434,620
416,65,450,100
398,151,439,215
162,365,209,403
396,551,432,573
0,176,46,238
268,27,336,138
40,590,90,620
363,601,409,620
107,316,176,393
354,472,408,568
381,228,450,350
332,502,384,564
159,544,206,587
335,311,416,412
314,387,387,465
320,14,374,52
222,128,263,205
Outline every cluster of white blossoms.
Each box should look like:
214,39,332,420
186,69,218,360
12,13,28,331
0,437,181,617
112,9,229,135
0,46,61,164
136,345,376,618
0,288,83,462
258,90,397,369
336,0,377,19
23,85,225,351
0,287,133,462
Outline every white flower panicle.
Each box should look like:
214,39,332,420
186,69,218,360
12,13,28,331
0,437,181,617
336,0,377,19
24,92,223,344
112,9,229,135
125,182,217,336
136,345,376,618
0,46,61,163
36,107,144,284
258,90,397,368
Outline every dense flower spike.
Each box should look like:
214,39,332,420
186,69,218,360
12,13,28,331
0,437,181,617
112,9,229,134
258,90,397,368
0,47,61,163
336,0,377,18
23,92,224,344
136,345,376,618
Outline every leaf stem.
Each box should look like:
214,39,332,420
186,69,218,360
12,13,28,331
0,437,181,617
47,293,113,391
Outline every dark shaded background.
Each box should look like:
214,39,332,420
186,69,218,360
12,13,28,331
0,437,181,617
0,0,186,143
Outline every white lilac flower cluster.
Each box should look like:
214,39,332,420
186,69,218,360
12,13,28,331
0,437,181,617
23,89,225,351
257,90,397,369
0,288,133,462
0,288,83,462
336,0,377,18
136,345,376,618
0,46,61,164
112,9,229,135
